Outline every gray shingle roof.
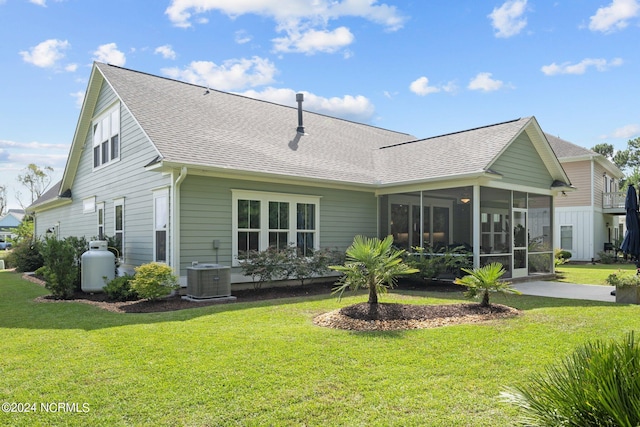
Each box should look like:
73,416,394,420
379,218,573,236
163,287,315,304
97,63,415,185
545,133,597,159
70,63,568,190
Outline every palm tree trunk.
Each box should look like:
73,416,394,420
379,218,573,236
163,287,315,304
481,290,490,307
368,277,378,305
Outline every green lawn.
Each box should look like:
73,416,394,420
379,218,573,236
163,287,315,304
1,270,640,426
555,261,636,285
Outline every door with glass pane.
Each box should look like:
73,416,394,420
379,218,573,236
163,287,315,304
513,209,527,277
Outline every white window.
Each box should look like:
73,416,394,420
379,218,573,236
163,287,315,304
93,104,120,168
114,198,124,259
153,189,169,263
560,225,573,251
232,190,320,265
97,202,105,239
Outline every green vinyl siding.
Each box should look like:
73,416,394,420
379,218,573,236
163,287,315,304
491,133,553,189
179,175,377,276
34,80,169,269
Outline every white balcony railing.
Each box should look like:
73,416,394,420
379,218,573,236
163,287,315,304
603,191,626,209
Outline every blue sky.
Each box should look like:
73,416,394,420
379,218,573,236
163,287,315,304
1,0,639,210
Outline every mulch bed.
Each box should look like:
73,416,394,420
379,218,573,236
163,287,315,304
27,274,521,330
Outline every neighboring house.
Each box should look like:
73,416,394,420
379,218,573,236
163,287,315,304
0,209,25,244
547,134,625,262
29,62,573,286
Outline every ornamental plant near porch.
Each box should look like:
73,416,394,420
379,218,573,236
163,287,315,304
330,235,418,305
454,262,520,307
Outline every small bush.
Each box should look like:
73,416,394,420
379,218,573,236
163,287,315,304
598,250,617,264
554,248,572,267
502,332,640,426
6,239,43,272
104,275,138,301
130,263,179,300
40,236,78,299
605,271,640,288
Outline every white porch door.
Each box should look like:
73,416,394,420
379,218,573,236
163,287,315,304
512,209,527,278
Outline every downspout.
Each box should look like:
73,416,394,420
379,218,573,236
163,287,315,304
590,159,595,260
472,185,480,268
171,166,188,278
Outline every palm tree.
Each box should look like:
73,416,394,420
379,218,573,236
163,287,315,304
330,235,418,305
454,262,520,307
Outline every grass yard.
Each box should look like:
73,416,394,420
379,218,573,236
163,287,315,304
555,261,636,285
1,270,640,426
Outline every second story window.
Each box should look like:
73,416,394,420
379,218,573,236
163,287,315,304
93,104,120,168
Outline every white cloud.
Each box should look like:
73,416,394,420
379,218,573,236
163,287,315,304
589,0,640,33
19,39,70,68
164,0,406,54
64,63,78,72
409,76,458,96
541,57,623,75
606,124,640,139
273,26,354,54
92,43,126,66
235,30,252,44
468,72,504,92
161,56,277,91
240,87,375,123
488,0,528,38
70,91,85,108
29,0,46,6
155,44,177,60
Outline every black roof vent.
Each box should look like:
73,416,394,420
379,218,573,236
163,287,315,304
296,93,305,134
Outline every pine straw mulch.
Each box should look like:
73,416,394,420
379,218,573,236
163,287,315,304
26,274,521,330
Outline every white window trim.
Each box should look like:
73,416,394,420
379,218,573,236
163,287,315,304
231,189,321,266
559,224,574,252
153,189,169,264
97,202,105,239
114,198,124,260
92,102,121,170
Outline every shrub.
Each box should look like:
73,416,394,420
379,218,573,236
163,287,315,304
5,239,43,272
40,235,78,299
239,247,288,289
404,245,472,281
502,332,640,427
598,250,617,264
554,248,572,267
103,275,138,301
239,246,345,289
130,263,179,300
605,271,640,288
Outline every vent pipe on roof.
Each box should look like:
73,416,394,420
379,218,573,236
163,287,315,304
296,93,305,134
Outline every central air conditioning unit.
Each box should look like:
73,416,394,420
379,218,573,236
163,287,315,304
186,264,232,299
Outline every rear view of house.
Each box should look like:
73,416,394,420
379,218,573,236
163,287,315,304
30,62,573,287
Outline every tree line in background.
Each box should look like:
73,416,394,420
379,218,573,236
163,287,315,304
0,163,54,216
592,136,640,188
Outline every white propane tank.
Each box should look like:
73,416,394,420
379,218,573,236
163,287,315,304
81,240,115,292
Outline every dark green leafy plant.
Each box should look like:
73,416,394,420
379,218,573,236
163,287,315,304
330,235,418,305
405,245,472,281
40,235,78,299
5,239,43,272
103,274,138,301
239,247,288,289
502,332,640,427
454,262,520,307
